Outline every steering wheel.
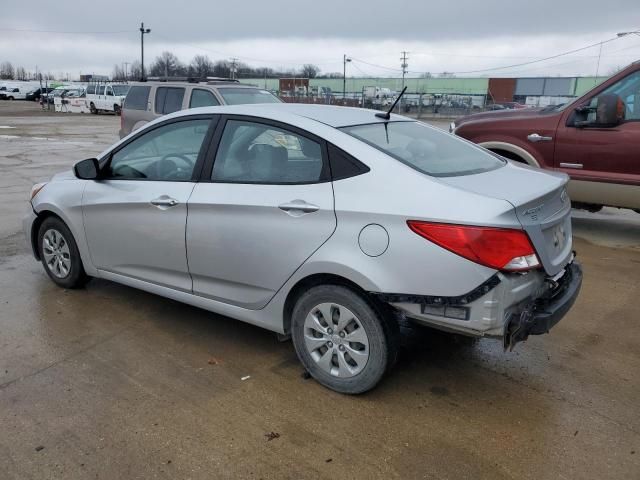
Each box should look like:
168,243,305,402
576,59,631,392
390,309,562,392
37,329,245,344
155,154,194,180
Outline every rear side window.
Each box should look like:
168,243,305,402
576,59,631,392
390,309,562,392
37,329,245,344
155,87,185,114
328,144,370,180
125,86,151,110
216,88,281,105
190,89,220,108
341,121,505,177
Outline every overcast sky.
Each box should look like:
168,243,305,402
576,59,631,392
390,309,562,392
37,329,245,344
1,0,639,79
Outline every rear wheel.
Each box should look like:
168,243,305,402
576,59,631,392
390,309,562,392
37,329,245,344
89,102,97,114
291,285,397,394
113,104,121,115
37,217,89,289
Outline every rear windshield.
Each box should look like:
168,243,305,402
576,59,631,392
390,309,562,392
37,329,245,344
217,88,281,105
125,86,151,110
341,121,505,177
112,85,129,96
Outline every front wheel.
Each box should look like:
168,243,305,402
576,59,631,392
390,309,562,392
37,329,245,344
114,104,121,115
37,217,89,289
89,102,97,114
291,285,397,394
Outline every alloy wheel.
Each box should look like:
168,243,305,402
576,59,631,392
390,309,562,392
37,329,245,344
42,228,72,278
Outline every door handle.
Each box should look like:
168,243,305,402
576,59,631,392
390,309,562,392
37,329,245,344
527,133,553,142
278,200,319,213
151,196,179,207
559,162,583,169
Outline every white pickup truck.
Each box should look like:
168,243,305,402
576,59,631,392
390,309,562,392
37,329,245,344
85,83,129,115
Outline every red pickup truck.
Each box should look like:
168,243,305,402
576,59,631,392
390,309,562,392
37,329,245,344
451,61,640,213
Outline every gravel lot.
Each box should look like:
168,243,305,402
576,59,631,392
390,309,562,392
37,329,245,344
1,101,639,480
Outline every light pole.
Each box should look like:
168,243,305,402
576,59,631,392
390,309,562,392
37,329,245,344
140,22,151,81
343,54,351,99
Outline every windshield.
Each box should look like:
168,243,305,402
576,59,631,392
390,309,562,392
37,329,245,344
341,121,505,177
217,88,281,105
112,85,130,96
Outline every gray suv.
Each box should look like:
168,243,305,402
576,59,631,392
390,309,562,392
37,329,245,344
119,80,281,138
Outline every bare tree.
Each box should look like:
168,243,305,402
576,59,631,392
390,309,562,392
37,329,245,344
420,72,433,78
300,64,320,78
438,71,456,78
189,55,214,78
15,66,27,80
129,61,142,80
0,61,15,79
212,60,230,78
150,51,186,77
112,64,126,81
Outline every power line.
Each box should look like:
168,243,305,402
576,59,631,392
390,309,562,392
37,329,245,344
0,27,131,34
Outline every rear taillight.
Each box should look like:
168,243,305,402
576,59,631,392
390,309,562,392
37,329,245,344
407,221,540,272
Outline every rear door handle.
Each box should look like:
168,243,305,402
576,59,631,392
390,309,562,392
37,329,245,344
527,133,553,142
151,196,179,208
278,200,319,213
559,162,583,169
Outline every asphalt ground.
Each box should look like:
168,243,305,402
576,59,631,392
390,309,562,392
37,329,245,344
1,100,638,479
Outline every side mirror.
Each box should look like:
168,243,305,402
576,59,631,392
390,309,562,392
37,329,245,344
74,158,100,180
595,94,625,126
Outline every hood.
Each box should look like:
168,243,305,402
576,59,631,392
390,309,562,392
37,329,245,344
454,107,553,128
51,169,76,181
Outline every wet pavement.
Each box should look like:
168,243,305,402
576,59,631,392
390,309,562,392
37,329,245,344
1,101,639,479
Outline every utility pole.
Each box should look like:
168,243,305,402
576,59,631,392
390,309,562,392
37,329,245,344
229,58,238,80
400,51,409,111
139,22,151,81
343,54,351,100
123,62,130,81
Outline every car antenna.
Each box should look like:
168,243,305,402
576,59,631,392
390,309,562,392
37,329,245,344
375,86,407,120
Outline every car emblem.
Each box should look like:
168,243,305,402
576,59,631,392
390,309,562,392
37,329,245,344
560,188,568,203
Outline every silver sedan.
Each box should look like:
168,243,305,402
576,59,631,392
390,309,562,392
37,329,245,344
24,104,582,393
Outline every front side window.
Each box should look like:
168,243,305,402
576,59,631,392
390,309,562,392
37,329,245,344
599,70,640,120
86,85,96,95
212,120,324,183
125,86,150,110
216,88,281,105
106,119,211,181
190,89,220,108
341,121,504,177
155,87,185,114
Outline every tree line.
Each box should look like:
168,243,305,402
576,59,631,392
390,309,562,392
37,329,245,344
112,52,332,81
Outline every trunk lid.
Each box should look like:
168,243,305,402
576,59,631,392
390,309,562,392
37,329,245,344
437,162,573,276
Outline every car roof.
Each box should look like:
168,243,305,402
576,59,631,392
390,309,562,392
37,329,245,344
167,103,411,128
128,81,261,89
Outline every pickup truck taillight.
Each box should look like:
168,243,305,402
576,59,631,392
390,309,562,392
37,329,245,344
407,221,540,272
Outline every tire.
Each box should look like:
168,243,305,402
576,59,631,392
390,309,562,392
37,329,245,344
7,96,14,101
90,102,97,114
37,217,89,289
291,285,398,394
114,104,121,115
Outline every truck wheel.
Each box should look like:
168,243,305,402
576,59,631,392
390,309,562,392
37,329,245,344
291,285,398,394
7,96,14,101
114,104,121,115
90,102,97,114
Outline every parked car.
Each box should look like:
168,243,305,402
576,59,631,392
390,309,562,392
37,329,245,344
119,80,281,138
451,60,640,213
26,87,54,101
24,104,582,393
86,83,130,115
0,85,32,100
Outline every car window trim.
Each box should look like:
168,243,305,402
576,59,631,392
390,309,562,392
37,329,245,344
99,114,220,183
199,114,331,185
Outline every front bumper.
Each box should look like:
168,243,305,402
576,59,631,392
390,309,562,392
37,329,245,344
504,260,582,349
23,207,39,259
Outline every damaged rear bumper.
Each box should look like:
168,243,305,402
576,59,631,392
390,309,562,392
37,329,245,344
504,260,582,350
